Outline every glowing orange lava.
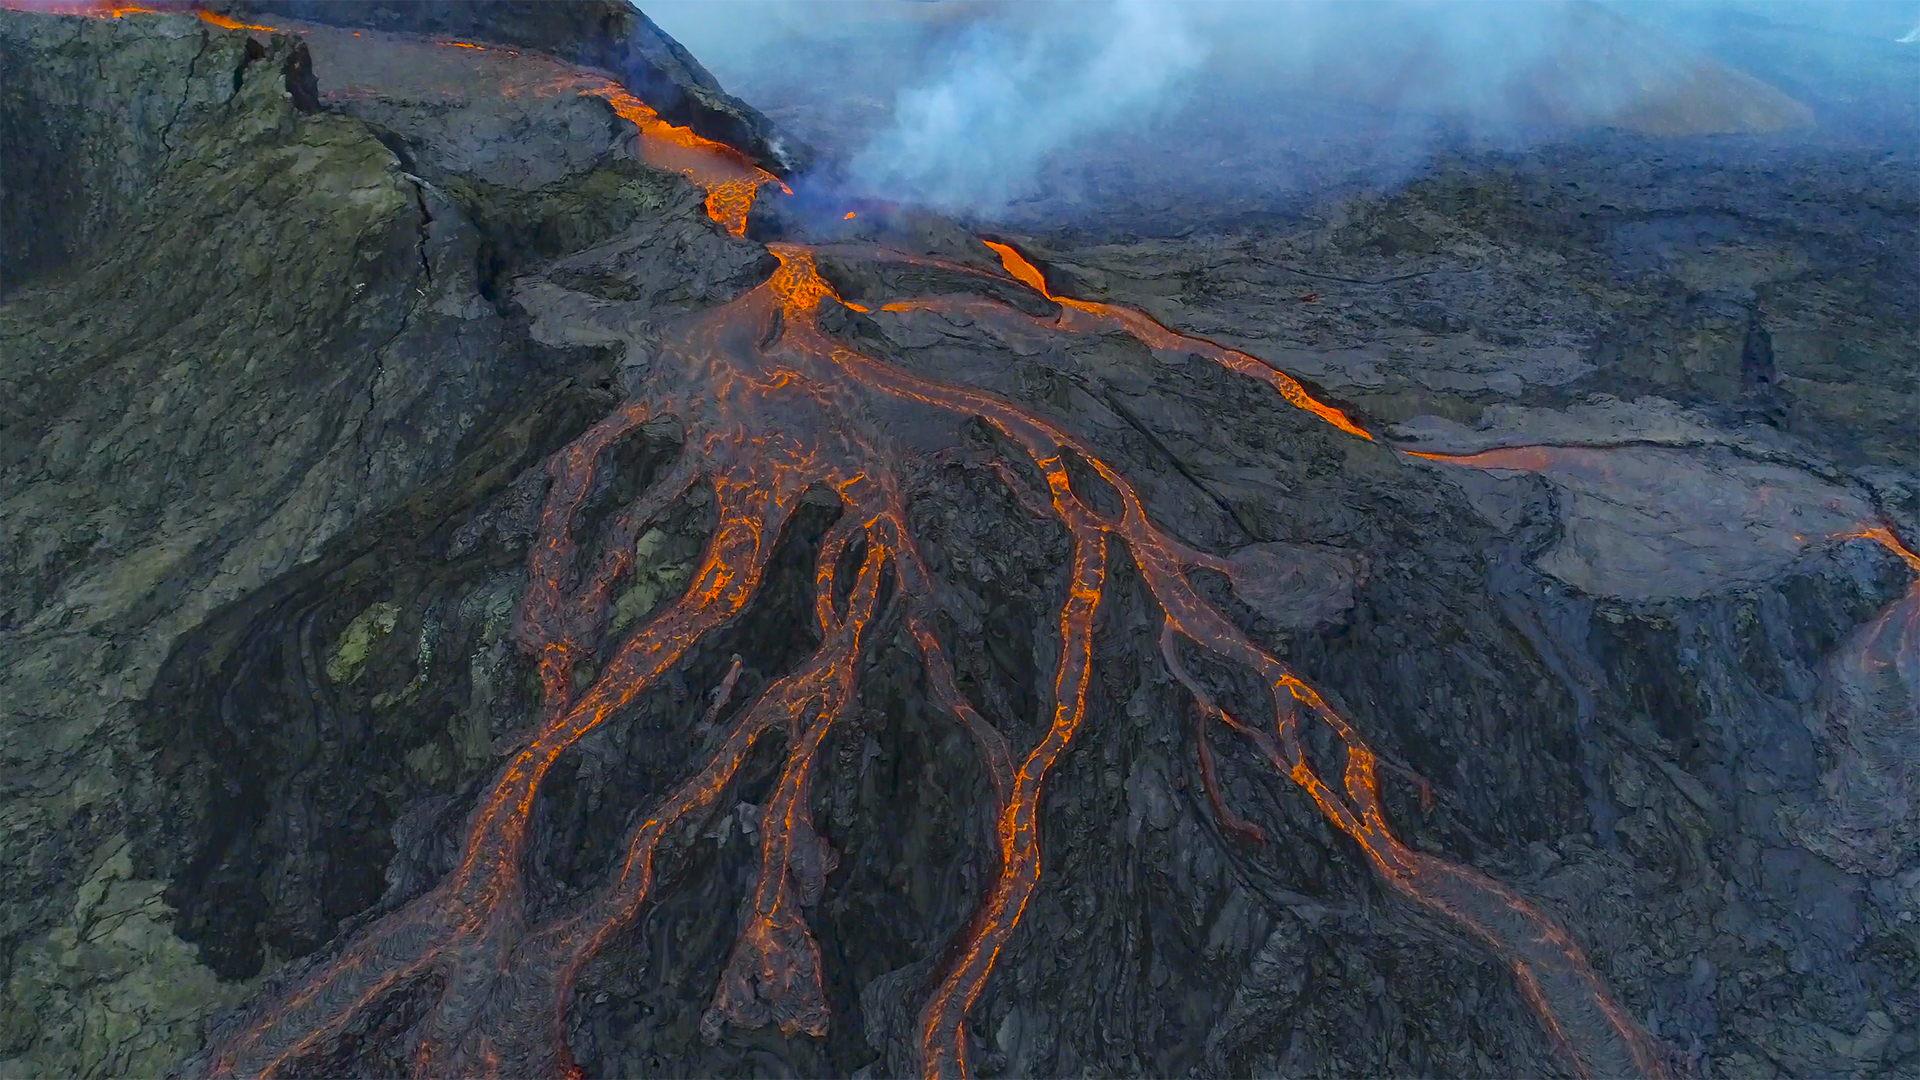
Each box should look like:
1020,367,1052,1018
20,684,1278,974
580,84,783,237
0,7,1658,1074
188,230,1666,1078
1837,524,1920,572
0,1,289,28
844,238,1370,438
1404,445,1556,470
20,0,782,239
978,239,1372,439
0,1,158,16
194,9,276,31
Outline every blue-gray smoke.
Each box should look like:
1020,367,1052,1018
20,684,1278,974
643,0,1919,219
841,1,1201,215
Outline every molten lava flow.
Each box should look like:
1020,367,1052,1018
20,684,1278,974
1827,524,1920,683
1404,445,1557,470
0,2,288,27
62,12,1673,1074
194,10,276,31
1838,524,1920,572
702,518,887,1041
192,234,1669,1080
0,1,159,15
978,239,1373,439
5,3,777,241
842,238,1370,439
749,251,1662,1080
582,84,782,237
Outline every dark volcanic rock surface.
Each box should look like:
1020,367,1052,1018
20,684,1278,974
0,12,255,292
209,0,809,174
0,5,1915,1080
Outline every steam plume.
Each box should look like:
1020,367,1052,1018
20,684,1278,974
842,1,1202,215
643,0,1914,220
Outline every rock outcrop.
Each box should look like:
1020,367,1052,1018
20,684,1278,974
206,0,809,174
0,6,753,1073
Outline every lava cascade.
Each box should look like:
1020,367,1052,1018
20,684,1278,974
18,6,1676,1078
580,84,785,237
1828,527,1920,697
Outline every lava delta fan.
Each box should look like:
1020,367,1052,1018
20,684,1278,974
0,3,1915,1080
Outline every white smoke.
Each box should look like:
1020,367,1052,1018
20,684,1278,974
841,1,1203,215
644,0,1916,219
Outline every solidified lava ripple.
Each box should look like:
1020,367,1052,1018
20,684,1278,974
37,7,1676,1078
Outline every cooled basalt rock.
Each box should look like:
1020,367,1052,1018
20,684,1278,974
0,7,737,1074
0,13,259,291
0,5,1914,1080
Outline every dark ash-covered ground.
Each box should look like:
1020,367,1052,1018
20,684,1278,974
0,3,1915,1078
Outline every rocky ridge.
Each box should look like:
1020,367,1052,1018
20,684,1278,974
210,0,808,174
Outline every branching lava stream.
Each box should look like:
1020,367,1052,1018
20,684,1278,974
39,7,1668,1076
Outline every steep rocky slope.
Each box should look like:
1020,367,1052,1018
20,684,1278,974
0,7,739,1074
208,0,808,174
0,5,1914,1080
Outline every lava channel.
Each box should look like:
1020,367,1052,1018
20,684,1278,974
54,9,1685,1077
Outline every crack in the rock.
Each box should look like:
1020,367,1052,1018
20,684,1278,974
1101,388,1263,545
406,176,433,288
1257,259,1480,287
352,175,449,461
158,31,213,171
355,273,425,489
1407,434,1857,486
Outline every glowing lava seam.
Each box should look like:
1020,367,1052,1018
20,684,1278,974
581,85,784,238
978,240,1372,440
